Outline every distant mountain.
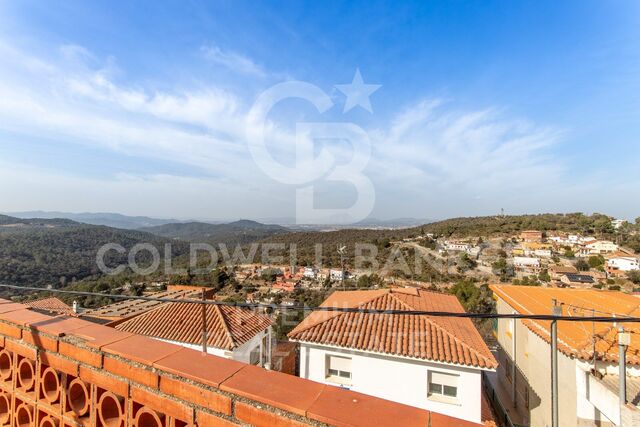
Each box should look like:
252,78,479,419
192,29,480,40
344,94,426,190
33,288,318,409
0,217,188,288
0,214,79,230
5,211,180,230
140,219,289,245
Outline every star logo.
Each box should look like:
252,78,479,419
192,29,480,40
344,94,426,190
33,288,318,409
335,68,381,113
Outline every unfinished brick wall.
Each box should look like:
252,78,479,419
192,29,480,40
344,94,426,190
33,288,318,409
0,299,476,427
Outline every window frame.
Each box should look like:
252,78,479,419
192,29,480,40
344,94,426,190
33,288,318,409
325,354,352,385
427,371,459,404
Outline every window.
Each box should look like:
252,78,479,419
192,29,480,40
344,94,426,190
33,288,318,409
326,355,351,383
249,346,261,366
428,371,458,401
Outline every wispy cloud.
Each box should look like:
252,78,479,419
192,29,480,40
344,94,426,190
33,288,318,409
201,45,266,77
0,39,586,219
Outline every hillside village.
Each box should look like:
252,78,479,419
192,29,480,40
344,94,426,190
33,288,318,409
2,214,639,426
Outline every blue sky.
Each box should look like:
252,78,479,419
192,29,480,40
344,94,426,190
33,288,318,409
0,1,638,222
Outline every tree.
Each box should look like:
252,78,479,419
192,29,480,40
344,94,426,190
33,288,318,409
588,255,605,269
357,274,384,289
538,269,551,283
628,270,640,285
457,253,477,273
575,259,590,271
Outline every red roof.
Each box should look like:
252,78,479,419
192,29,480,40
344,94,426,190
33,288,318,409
288,288,497,369
24,297,75,316
114,302,272,350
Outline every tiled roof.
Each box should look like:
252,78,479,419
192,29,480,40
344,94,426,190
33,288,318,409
288,288,497,369
114,302,273,350
81,289,200,321
23,297,75,316
0,297,483,426
490,285,640,365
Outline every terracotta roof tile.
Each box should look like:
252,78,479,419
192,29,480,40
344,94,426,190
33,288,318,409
114,302,272,351
490,285,640,365
81,289,200,321
24,297,76,316
288,289,496,369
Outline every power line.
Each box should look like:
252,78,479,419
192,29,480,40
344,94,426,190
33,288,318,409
1,283,639,323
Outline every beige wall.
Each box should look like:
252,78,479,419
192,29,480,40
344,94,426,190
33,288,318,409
494,297,578,427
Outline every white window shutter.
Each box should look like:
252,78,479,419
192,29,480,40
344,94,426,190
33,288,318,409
329,355,351,371
430,371,458,387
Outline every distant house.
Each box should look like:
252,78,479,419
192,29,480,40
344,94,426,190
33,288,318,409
523,243,553,258
273,278,301,293
560,273,595,288
329,269,346,281
444,240,471,252
611,219,627,230
288,288,497,424
548,265,578,282
580,240,619,257
115,302,273,367
303,266,318,279
489,285,640,426
607,257,640,277
513,257,541,273
519,230,543,243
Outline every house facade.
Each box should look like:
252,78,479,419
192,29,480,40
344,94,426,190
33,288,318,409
606,257,639,276
489,285,640,427
288,288,497,424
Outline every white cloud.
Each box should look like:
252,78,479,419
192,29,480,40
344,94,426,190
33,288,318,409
201,45,266,77
2,39,619,220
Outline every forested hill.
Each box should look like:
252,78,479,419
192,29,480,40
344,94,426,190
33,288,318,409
418,213,626,237
260,213,639,255
0,217,188,288
0,214,79,229
140,219,289,245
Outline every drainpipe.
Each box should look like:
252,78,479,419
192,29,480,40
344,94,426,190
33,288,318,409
512,314,517,408
619,327,630,426
201,289,208,354
551,299,562,427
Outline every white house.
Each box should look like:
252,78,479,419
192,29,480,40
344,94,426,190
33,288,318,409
489,285,640,426
444,240,471,252
581,240,619,256
303,266,318,279
114,302,273,367
607,257,640,276
288,288,497,424
612,219,627,230
513,256,541,273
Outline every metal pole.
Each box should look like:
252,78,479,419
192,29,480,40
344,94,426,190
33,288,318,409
619,326,630,426
551,299,561,427
201,289,208,354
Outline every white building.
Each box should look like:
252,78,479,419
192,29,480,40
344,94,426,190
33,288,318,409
288,288,497,424
513,256,541,272
581,240,619,256
329,269,346,281
114,302,273,367
444,240,471,252
303,266,318,279
607,257,640,276
612,219,627,230
489,285,640,426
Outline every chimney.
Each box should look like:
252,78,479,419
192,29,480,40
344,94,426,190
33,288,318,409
72,300,78,314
